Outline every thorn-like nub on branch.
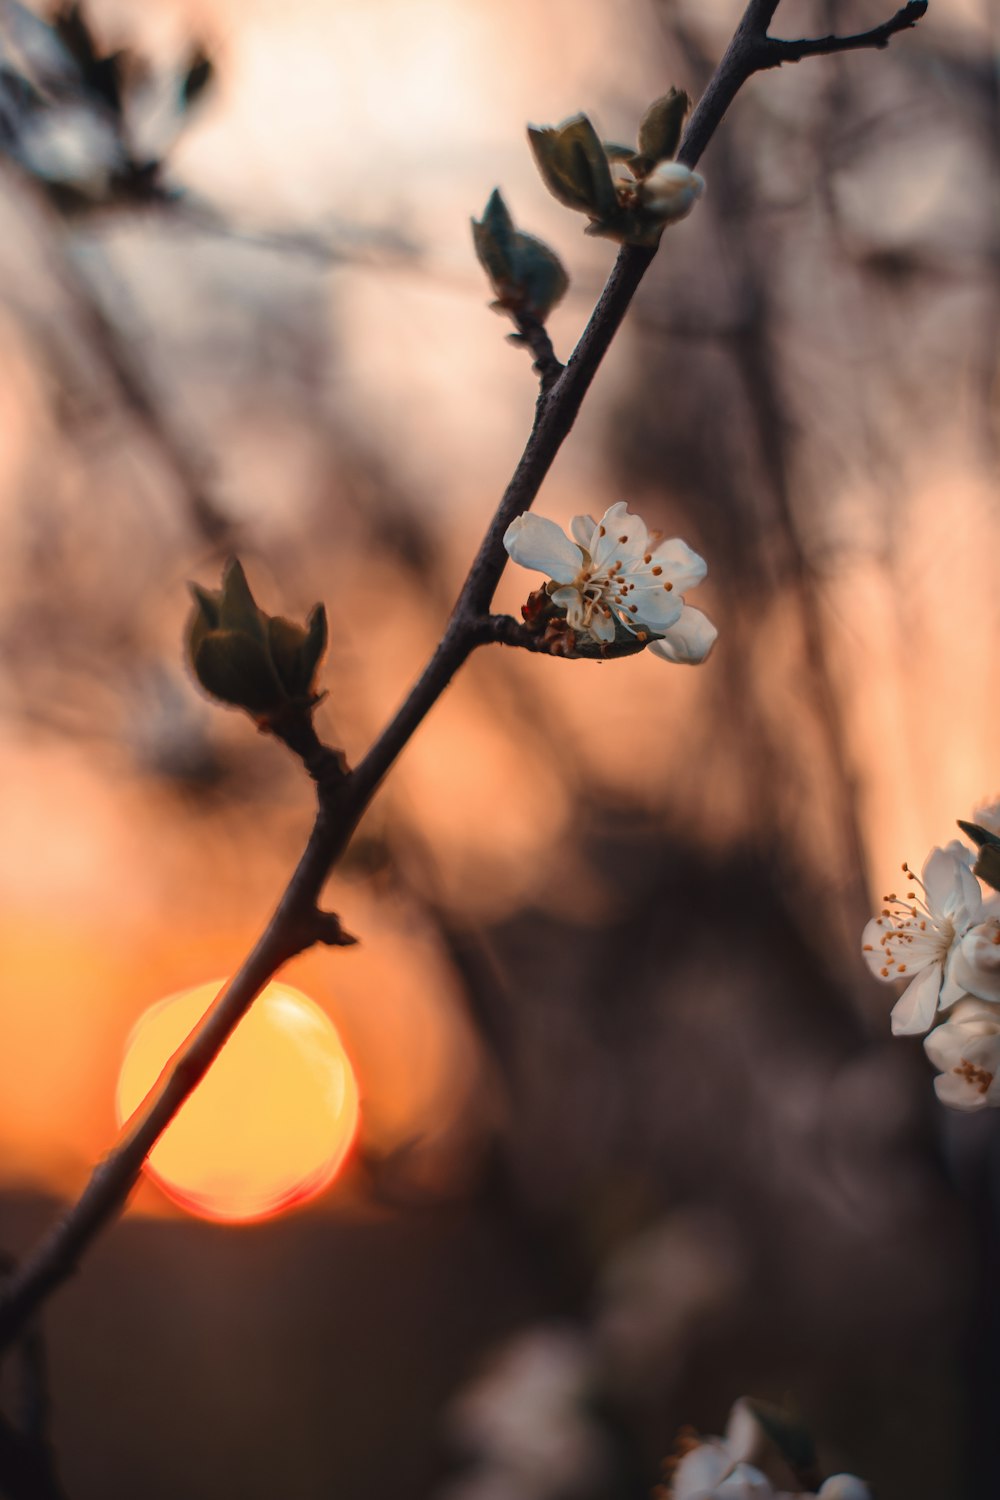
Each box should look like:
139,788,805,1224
310,910,358,948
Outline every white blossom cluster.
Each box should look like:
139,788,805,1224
863,804,1000,1110
666,1401,870,1500
504,502,717,664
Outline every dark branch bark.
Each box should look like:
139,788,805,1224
0,0,928,1351
762,2,928,66
511,316,565,393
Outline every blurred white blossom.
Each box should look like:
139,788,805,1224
671,1443,774,1499
441,1326,610,1500
861,845,984,1035
924,999,1000,1110
666,1400,871,1500
504,501,716,662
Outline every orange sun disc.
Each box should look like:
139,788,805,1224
116,980,360,1223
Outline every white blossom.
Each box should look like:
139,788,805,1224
924,999,1000,1110
640,161,706,224
503,501,716,663
668,1402,870,1500
671,1442,776,1499
948,915,1000,1004
444,1327,609,1498
861,846,985,1035
816,1478,872,1500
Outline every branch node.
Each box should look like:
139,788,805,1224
270,711,350,791
309,910,359,948
511,314,565,393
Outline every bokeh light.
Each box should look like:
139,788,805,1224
116,980,360,1222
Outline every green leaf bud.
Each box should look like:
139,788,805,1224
636,87,691,169
185,558,328,724
192,629,286,717
301,602,328,685
472,189,568,324
217,557,268,643
471,188,517,293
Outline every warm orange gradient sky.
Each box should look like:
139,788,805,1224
0,0,995,1217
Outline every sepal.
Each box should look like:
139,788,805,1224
527,113,617,218
959,820,1000,892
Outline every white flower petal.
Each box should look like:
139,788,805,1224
817,1477,872,1500
588,606,616,643
925,1012,1000,1110
861,917,891,979
951,859,985,929
943,838,976,869
550,585,585,629
624,586,685,631
503,514,582,585
922,847,976,924
647,606,718,665
670,1443,731,1498
672,1445,775,1500
938,948,968,1011
934,1071,993,1111
570,514,598,551
647,537,708,592
890,963,942,1035
950,920,1000,1003
642,161,705,224
590,503,647,570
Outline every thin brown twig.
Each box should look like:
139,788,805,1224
0,0,928,1351
762,1,928,65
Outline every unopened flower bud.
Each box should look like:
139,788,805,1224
640,161,705,223
185,558,327,726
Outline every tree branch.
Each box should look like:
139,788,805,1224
761,2,928,66
0,0,928,1352
510,315,565,393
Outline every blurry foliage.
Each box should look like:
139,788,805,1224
0,0,214,208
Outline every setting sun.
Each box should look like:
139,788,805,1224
116,980,360,1223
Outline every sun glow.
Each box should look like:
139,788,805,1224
116,980,360,1223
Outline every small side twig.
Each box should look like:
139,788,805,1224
511,315,565,394
761,1,928,66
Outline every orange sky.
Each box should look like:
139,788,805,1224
0,0,994,1214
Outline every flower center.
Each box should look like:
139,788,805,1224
864,865,954,979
